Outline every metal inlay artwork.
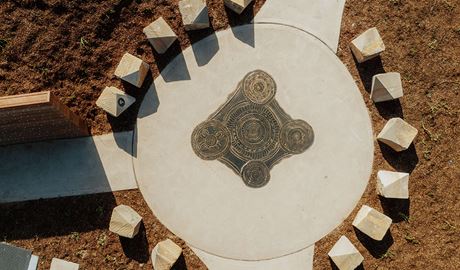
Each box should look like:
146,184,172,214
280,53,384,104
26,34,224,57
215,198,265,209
191,70,314,188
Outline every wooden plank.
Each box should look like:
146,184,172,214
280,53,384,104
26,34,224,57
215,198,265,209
0,91,89,146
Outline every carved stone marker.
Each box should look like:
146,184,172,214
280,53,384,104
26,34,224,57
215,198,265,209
114,52,150,88
50,258,79,270
96,86,136,117
377,118,418,152
377,170,409,199
151,239,183,270
109,205,143,239
350,27,385,63
143,17,178,54
191,70,314,188
0,91,89,146
371,72,403,103
224,0,254,14
179,0,210,31
352,205,392,241
328,236,364,270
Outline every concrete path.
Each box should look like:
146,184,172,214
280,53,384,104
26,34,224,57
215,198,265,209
0,131,137,203
253,0,346,53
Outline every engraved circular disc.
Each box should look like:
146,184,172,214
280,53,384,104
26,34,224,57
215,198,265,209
191,120,231,160
243,70,277,105
226,102,281,161
241,160,270,188
280,120,314,154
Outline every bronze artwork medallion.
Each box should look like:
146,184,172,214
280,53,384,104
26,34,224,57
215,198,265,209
191,70,314,188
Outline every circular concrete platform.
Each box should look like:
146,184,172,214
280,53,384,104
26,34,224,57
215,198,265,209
134,24,374,261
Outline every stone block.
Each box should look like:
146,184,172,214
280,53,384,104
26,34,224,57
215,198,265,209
179,0,210,31
109,205,143,238
371,72,403,102
114,53,150,87
96,86,136,117
143,17,178,54
377,118,418,152
224,0,254,14
377,170,409,199
350,27,385,63
352,205,392,241
152,239,183,270
328,236,364,270
50,258,79,270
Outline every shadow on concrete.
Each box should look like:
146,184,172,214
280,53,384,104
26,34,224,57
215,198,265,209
354,228,394,258
171,254,188,270
375,99,404,120
379,197,410,223
354,55,386,93
378,142,419,173
0,193,116,240
225,2,256,47
120,223,150,263
187,29,220,67
329,258,365,270
151,40,191,82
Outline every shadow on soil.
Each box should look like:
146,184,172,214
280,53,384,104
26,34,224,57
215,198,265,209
172,254,189,270
379,197,410,223
119,223,150,263
378,142,419,173
354,55,386,93
0,193,116,240
329,257,365,270
375,99,404,120
354,228,394,258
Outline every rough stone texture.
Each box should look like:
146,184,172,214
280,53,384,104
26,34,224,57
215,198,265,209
377,170,409,199
151,239,183,270
96,86,136,117
371,72,403,103
114,53,149,88
50,258,79,270
350,27,385,63
352,205,392,241
179,0,210,31
143,17,178,54
109,205,143,239
377,118,418,152
224,0,254,14
328,236,364,270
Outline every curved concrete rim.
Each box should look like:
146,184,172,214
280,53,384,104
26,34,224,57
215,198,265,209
133,23,374,261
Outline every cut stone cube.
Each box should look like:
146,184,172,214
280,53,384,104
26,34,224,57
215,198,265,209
96,87,136,117
143,17,178,54
371,72,404,103
109,205,143,239
0,242,32,270
114,53,150,87
50,258,79,270
377,118,418,152
224,0,254,14
151,239,183,270
179,0,210,31
350,27,385,63
377,170,409,199
352,205,392,241
328,236,364,270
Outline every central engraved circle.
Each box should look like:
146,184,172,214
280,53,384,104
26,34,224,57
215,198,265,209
226,102,281,161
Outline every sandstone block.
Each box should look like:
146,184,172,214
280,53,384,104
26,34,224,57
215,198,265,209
96,86,136,117
179,0,210,31
224,0,254,14
352,205,392,241
377,118,418,152
328,236,364,270
350,27,385,63
114,53,150,87
152,239,182,270
50,258,79,270
143,17,178,54
371,72,403,102
109,205,143,238
377,170,409,199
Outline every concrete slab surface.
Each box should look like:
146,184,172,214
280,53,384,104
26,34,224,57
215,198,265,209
0,132,137,203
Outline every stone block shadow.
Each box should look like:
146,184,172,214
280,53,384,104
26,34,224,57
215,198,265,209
354,228,394,258
225,2,256,48
119,223,150,263
375,99,404,120
379,196,410,223
353,55,386,93
329,258,365,270
171,254,188,270
378,142,419,173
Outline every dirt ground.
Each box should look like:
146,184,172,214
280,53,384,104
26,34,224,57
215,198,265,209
1,0,460,269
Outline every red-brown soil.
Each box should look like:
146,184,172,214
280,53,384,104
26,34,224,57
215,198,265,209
1,0,460,269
